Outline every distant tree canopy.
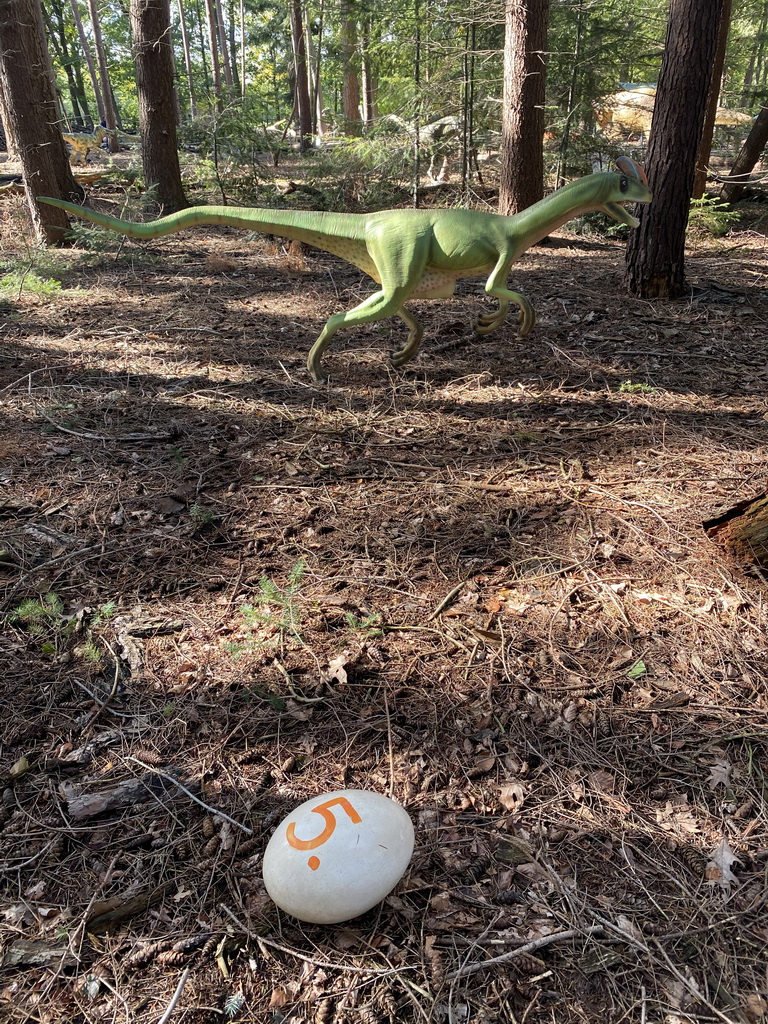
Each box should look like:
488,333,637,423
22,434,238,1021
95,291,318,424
25,0,768,180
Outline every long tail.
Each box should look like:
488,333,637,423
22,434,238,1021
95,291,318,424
36,197,366,245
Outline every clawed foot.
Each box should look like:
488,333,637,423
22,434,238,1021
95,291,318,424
474,297,536,338
390,347,413,368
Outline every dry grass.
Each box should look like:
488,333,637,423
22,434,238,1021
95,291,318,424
1,180,768,1024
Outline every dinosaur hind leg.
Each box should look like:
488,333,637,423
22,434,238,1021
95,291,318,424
307,286,414,382
306,231,432,381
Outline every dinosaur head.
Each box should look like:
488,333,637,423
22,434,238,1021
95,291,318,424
601,156,652,228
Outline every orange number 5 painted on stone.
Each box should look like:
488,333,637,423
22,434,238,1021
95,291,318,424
286,797,363,870
286,796,363,850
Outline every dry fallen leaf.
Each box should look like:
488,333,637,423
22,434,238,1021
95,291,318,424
707,757,732,790
498,780,526,812
705,837,740,891
742,993,768,1022
322,652,349,686
588,770,616,793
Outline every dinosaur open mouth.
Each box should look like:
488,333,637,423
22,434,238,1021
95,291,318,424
604,200,642,228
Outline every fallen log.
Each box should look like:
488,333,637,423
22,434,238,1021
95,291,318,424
704,490,768,569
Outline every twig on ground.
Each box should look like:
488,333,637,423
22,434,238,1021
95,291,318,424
446,926,606,981
157,968,190,1024
126,757,253,834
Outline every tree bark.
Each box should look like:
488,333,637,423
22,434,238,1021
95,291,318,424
705,492,768,570
213,0,233,88
341,0,361,136
625,0,726,299
498,0,549,216
86,0,120,151
69,0,106,124
693,0,732,199
0,85,21,161
0,0,83,243
289,0,312,151
720,105,768,203
44,0,91,128
204,0,223,106
175,0,197,116
130,0,188,213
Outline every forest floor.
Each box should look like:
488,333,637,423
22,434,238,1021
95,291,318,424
1,160,768,1024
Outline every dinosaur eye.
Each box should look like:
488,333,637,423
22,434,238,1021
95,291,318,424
619,176,629,193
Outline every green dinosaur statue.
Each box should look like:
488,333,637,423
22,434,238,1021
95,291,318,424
39,157,650,382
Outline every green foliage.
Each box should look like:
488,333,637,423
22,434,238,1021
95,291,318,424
189,502,216,525
618,380,660,394
11,594,116,665
243,558,306,636
301,137,414,211
0,268,62,300
688,196,742,238
11,592,66,636
344,611,383,637
179,99,286,171
65,222,126,254
92,601,117,625
227,559,308,656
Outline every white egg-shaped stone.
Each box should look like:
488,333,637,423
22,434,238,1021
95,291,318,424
262,789,414,924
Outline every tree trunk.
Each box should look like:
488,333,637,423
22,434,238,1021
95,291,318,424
341,0,361,136
227,0,240,94
693,0,733,199
45,0,91,128
720,105,768,203
175,0,197,117
130,0,188,213
289,0,312,151
705,492,768,570
213,0,233,88
360,17,375,127
625,0,726,299
0,0,83,244
555,1,583,188
310,0,326,140
740,2,768,106
204,0,223,106
69,0,105,124
498,0,549,215
86,0,120,151
239,0,246,96
0,85,21,161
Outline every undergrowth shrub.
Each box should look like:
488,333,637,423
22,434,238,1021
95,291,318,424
688,195,741,237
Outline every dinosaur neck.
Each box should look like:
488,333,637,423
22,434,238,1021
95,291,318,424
509,176,608,250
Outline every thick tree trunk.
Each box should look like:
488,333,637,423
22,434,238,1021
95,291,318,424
720,105,768,203
625,0,726,299
705,492,768,570
498,0,549,216
693,0,732,199
130,0,188,213
0,0,83,243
